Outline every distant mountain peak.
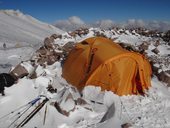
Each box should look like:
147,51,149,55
0,9,64,44
0,9,24,17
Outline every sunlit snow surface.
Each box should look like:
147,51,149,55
0,62,170,128
0,26,170,128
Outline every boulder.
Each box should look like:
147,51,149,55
118,43,137,52
154,40,160,47
139,42,149,51
69,32,76,37
37,57,48,66
75,98,87,105
151,63,159,76
63,41,75,53
158,71,170,86
36,47,47,56
50,34,58,39
49,36,55,43
121,123,132,128
152,48,160,54
162,30,170,43
47,55,60,65
44,37,53,49
10,64,29,79
53,102,69,116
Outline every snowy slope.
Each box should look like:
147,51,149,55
0,10,64,45
0,10,64,72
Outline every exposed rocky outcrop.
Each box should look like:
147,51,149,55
162,30,170,45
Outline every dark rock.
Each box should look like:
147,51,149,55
121,123,132,128
118,43,137,52
152,64,159,76
10,63,29,79
53,102,69,116
75,98,87,105
158,71,170,86
139,42,149,51
44,37,53,49
36,47,47,56
63,41,75,53
154,40,160,47
29,72,37,79
152,48,160,54
50,34,58,39
94,31,106,37
49,36,55,43
162,30,170,43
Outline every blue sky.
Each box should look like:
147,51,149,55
0,0,170,23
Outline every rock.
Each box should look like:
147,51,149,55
44,37,53,49
10,63,29,79
100,103,115,123
59,91,76,113
49,36,55,43
157,71,170,86
47,55,59,65
47,85,57,93
36,47,47,56
69,32,76,37
162,30,170,43
75,98,87,105
37,57,48,66
63,41,75,52
94,31,106,37
139,41,149,51
29,72,37,79
50,34,58,39
154,40,160,47
53,102,69,116
68,28,89,37
152,48,160,54
151,64,159,76
121,123,132,128
118,43,137,52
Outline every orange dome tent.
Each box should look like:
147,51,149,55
62,37,152,96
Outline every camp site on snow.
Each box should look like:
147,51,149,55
0,27,170,128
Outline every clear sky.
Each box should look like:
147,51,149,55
0,0,170,23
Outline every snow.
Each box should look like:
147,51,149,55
0,46,35,73
1,63,170,128
0,18,170,128
0,9,64,72
20,61,35,75
0,10,64,45
157,45,170,55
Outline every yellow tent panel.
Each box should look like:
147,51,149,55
62,37,152,96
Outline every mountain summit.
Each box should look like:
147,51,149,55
0,10,64,45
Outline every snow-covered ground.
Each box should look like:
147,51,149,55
0,62,170,128
0,10,64,45
0,10,64,73
0,24,170,128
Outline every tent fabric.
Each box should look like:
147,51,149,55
62,37,152,96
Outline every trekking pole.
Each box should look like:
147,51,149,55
43,104,48,125
16,98,49,128
7,97,41,128
7,104,32,128
15,101,45,128
0,97,41,120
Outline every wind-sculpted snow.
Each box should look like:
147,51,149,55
0,27,170,128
